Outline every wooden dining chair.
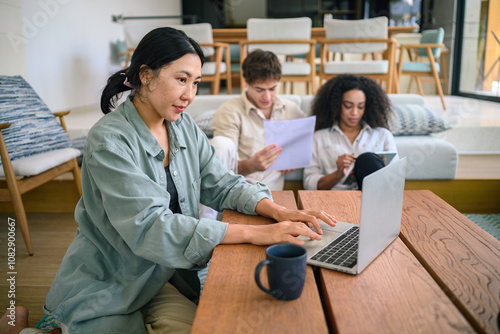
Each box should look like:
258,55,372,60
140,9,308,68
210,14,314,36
0,76,82,255
240,17,317,94
319,17,397,93
397,28,447,109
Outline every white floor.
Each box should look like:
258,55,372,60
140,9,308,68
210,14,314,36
425,95,500,154
424,95,500,128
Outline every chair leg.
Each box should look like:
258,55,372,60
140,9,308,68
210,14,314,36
72,159,82,197
440,53,449,95
211,81,220,95
226,77,232,95
8,185,34,255
431,69,447,109
393,71,400,94
415,76,424,96
407,76,414,93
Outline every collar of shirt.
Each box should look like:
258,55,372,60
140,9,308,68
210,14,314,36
330,120,373,134
123,96,186,161
240,89,285,119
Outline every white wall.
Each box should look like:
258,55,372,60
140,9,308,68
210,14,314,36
1,0,181,112
0,0,28,77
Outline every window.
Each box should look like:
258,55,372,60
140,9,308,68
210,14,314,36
454,0,500,101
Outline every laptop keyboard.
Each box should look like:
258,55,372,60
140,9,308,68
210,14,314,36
311,226,359,268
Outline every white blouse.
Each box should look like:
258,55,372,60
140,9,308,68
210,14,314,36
303,122,398,190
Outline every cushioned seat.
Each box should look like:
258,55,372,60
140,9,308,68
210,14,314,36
401,61,440,73
324,60,389,74
0,147,81,177
281,62,313,75
0,75,82,255
201,62,228,76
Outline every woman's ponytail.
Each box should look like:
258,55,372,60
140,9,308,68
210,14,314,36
100,69,135,114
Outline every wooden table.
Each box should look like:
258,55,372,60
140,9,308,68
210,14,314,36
191,191,329,333
298,190,500,334
399,190,500,334
212,26,419,44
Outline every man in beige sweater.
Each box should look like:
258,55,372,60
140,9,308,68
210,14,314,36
211,49,306,191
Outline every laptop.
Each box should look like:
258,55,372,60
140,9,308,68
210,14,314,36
300,157,407,275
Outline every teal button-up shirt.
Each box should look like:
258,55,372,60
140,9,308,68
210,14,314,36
45,97,271,326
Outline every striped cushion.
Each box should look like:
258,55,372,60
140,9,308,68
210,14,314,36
0,75,71,165
390,104,451,135
193,109,216,139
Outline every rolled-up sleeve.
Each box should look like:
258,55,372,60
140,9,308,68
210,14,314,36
85,142,227,268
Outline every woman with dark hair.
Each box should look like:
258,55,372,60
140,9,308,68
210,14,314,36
0,27,335,334
303,74,398,191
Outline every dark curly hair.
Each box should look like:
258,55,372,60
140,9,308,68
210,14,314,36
312,74,392,131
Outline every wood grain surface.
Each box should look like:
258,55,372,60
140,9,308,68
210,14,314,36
192,191,328,334
400,190,500,334
298,190,475,334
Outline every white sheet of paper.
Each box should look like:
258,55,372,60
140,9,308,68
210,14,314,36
264,116,316,171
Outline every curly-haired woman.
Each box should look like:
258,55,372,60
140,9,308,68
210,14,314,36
303,74,398,191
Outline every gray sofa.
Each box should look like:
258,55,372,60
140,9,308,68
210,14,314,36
186,93,458,182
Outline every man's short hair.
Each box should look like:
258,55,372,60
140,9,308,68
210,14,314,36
242,49,282,84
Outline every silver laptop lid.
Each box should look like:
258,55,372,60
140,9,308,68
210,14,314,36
357,157,407,273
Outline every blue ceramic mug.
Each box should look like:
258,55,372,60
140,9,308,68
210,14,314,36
254,244,307,301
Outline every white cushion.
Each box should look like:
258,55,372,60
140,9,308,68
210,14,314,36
247,17,312,55
281,62,312,75
395,136,457,180
278,94,302,107
201,62,227,75
186,94,240,120
323,60,388,74
324,17,388,54
300,95,315,116
0,147,81,177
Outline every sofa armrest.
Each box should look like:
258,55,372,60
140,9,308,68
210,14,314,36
395,136,457,179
